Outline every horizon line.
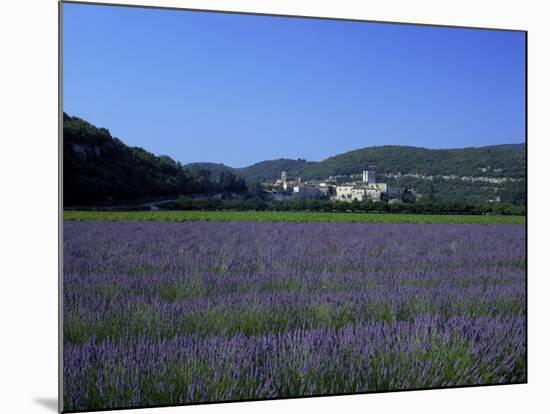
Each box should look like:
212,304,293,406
182,142,526,169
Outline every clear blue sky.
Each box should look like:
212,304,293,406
63,3,526,168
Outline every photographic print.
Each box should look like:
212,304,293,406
61,1,526,412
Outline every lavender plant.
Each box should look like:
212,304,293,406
63,221,526,411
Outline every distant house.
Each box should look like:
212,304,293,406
293,184,322,199
270,169,405,203
333,171,399,202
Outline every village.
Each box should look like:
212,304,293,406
266,170,417,204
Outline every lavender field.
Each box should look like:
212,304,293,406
63,221,526,411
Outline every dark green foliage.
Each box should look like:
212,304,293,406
238,158,311,182
170,197,523,216
185,159,313,184
381,175,525,206
183,162,236,180
217,171,247,193
305,145,524,179
63,113,217,206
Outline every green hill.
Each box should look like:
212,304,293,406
186,145,525,184
184,159,314,182
183,162,236,180
300,145,525,179
63,113,214,206
64,113,525,206
196,145,525,205
238,159,315,182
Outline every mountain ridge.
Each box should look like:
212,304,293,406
63,113,525,205
184,143,525,182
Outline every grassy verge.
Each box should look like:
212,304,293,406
64,210,525,224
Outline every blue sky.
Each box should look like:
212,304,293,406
63,3,526,167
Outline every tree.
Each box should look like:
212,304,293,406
218,172,247,194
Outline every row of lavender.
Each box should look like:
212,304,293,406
63,221,526,411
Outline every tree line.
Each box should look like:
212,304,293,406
175,197,525,216
63,113,248,206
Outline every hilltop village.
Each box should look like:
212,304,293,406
266,170,417,204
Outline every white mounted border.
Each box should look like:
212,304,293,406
1,1,548,414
